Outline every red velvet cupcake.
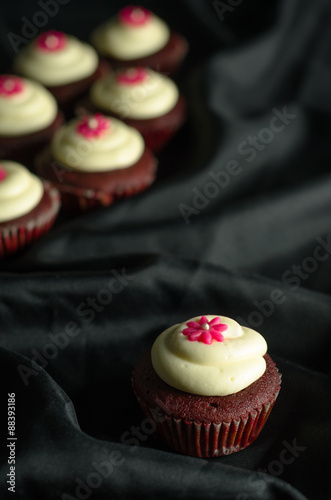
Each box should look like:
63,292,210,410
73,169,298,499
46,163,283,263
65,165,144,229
132,315,281,458
90,5,188,76
14,31,109,118
0,161,61,258
78,67,186,152
34,113,158,213
0,75,64,169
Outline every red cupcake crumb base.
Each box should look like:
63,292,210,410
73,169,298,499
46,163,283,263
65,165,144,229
34,147,158,214
132,351,281,458
0,181,61,259
100,31,188,76
0,112,64,169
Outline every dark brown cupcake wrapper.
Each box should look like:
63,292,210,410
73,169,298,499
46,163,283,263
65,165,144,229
0,182,61,258
135,389,280,458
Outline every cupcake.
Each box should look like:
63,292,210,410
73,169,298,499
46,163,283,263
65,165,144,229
79,67,186,152
13,30,109,117
90,5,188,75
132,315,281,458
0,75,64,168
34,113,158,213
0,160,61,258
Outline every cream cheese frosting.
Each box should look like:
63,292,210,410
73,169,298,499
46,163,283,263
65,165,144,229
0,75,58,136
51,114,145,171
91,6,170,59
151,315,268,396
14,32,99,86
0,161,43,223
90,67,179,119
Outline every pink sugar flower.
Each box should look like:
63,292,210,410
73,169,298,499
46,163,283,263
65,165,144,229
0,164,7,182
0,76,24,97
36,31,67,52
119,5,151,26
117,67,148,86
182,316,228,345
77,114,111,139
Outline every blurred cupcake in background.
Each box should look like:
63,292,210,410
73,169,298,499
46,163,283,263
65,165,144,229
13,30,109,117
0,160,61,258
34,113,158,213
0,75,64,168
90,5,188,75
78,67,186,152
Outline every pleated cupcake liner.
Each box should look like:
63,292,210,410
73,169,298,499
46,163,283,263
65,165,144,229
135,389,280,458
124,95,187,153
57,173,157,213
0,182,61,259
139,127,181,153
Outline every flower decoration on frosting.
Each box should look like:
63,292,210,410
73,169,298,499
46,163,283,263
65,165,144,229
76,114,111,139
117,67,148,86
36,31,67,52
0,76,24,97
119,5,151,26
182,316,228,345
0,164,7,182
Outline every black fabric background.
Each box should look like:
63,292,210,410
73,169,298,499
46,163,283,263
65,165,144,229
0,0,331,498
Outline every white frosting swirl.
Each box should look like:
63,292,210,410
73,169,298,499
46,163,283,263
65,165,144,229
90,69,179,119
91,13,170,59
151,316,268,396
51,116,144,171
14,35,99,86
0,161,43,222
0,77,57,136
